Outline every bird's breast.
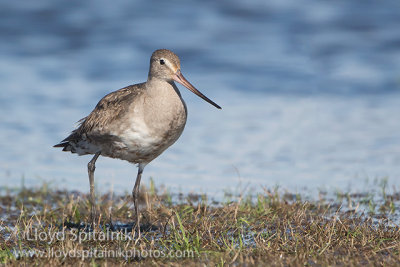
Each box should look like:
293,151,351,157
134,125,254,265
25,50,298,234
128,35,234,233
110,88,187,163
143,94,187,146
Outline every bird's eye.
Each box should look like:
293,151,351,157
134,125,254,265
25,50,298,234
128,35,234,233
160,59,165,65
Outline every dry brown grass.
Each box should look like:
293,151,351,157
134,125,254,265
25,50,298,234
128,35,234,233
0,180,399,266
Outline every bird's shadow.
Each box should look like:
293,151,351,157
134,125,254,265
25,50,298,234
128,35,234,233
61,221,158,234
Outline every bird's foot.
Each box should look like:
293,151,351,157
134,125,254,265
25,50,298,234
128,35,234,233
89,211,100,231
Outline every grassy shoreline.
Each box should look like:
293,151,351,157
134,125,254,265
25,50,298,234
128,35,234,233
0,181,399,266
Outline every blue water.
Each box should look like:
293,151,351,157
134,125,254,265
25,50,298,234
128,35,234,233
1,0,400,196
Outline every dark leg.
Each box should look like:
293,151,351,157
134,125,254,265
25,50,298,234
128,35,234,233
132,163,145,238
87,152,101,228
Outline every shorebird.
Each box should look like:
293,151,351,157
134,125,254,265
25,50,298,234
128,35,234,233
54,49,221,235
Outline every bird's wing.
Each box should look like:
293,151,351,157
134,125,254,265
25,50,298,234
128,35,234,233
59,83,146,144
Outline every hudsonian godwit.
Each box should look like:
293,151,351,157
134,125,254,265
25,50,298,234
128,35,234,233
54,49,221,235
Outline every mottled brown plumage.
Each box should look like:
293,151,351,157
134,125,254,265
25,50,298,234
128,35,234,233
55,84,146,152
80,85,145,135
54,49,221,236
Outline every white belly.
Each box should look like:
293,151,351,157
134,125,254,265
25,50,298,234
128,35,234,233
100,107,187,163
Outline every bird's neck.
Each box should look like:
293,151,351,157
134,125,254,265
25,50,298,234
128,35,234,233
146,78,180,98
142,77,187,133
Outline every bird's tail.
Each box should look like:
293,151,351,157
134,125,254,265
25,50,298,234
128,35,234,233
53,141,74,152
53,132,79,153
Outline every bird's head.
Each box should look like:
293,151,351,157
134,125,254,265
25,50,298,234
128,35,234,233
148,49,221,109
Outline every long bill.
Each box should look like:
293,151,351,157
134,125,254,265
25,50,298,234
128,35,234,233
173,70,221,109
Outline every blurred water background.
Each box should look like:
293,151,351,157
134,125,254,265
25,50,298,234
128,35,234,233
1,0,400,196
